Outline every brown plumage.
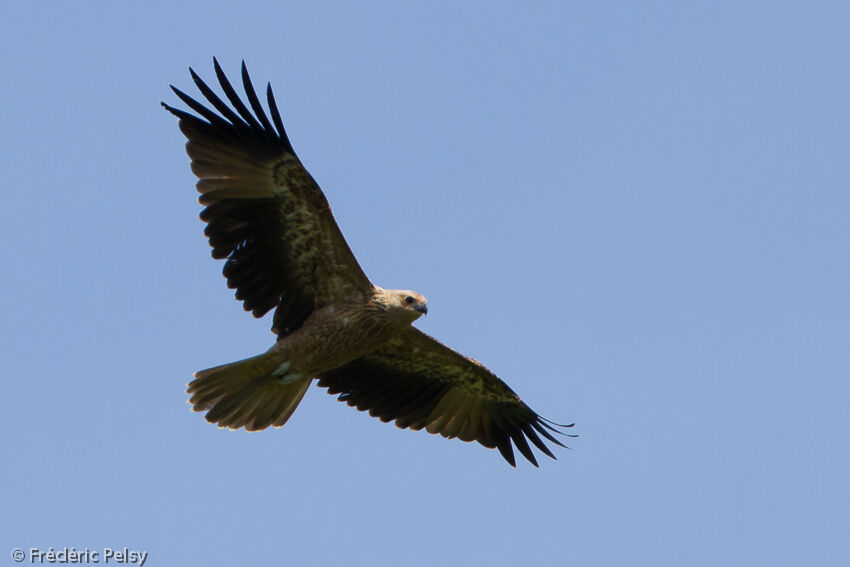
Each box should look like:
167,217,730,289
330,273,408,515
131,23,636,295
163,58,575,466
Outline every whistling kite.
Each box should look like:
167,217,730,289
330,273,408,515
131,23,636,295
163,59,575,466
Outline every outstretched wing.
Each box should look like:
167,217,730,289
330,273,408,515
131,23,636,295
317,328,575,467
163,59,373,336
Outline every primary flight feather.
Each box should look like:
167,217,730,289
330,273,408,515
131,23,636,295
163,58,575,466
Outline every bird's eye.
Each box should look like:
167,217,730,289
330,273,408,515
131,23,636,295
405,296,415,304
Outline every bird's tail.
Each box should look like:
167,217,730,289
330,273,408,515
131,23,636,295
187,352,310,431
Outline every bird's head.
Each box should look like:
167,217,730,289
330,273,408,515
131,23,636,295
373,288,428,323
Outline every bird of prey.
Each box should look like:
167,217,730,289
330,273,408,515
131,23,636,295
162,59,575,466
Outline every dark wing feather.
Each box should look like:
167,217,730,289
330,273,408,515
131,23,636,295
163,59,372,336
317,328,575,467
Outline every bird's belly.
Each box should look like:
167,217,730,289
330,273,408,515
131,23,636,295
269,309,394,375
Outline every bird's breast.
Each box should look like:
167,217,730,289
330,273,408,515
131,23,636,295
273,305,397,375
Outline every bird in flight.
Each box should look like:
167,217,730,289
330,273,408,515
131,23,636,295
162,59,575,466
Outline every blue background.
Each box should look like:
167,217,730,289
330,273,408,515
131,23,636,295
2,2,848,565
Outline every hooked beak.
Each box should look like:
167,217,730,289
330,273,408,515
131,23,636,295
415,303,428,315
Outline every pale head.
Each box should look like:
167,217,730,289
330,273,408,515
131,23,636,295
372,288,429,323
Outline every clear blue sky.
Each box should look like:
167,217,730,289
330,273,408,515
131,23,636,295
2,2,848,565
